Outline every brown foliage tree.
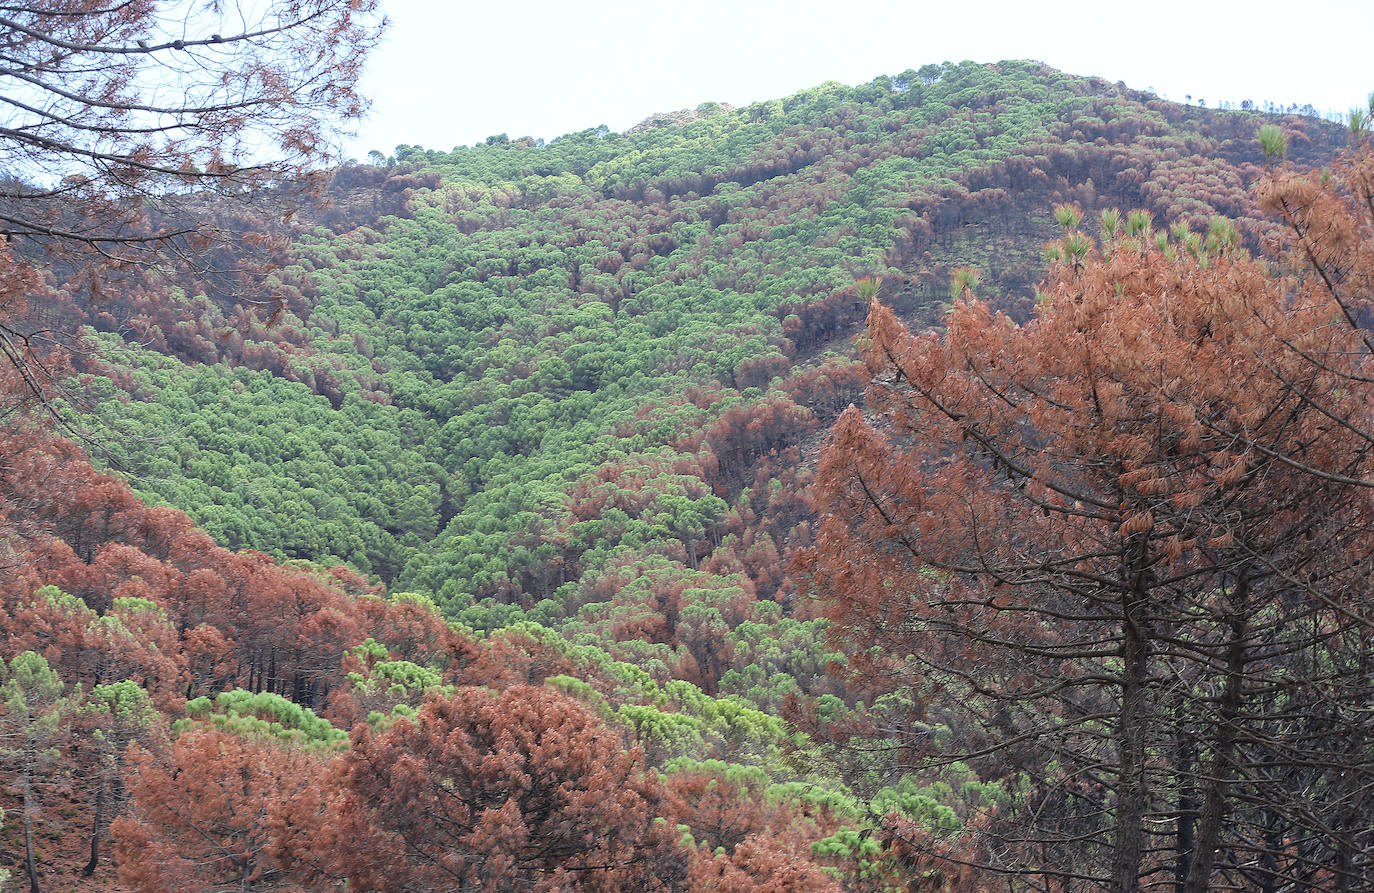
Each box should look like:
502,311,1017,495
806,147,1374,893
329,685,691,892
663,763,772,855
687,835,842,893
9,586,188,710
112,726,331,892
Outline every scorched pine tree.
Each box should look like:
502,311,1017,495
805,129,1374,892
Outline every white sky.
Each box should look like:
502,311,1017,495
345,0,1374,157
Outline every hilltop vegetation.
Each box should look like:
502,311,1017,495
0,56,1359,890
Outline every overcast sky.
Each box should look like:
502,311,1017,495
344,0,1374,157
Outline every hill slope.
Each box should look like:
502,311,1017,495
85,61,1345,692
0,59,1353,888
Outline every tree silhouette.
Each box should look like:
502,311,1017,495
0,0,381,247
0,0,383,425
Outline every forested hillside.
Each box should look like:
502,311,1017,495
86,59,1348,659
1,55,1361,890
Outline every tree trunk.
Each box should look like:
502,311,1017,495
1258,810,1280,893
1174,730,1196,892
1110,580,1152,893
1328,627,1371,893
84,780,104,876
1183,573,1249,893
24,790,39,893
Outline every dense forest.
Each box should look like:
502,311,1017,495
1,18,1370,889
